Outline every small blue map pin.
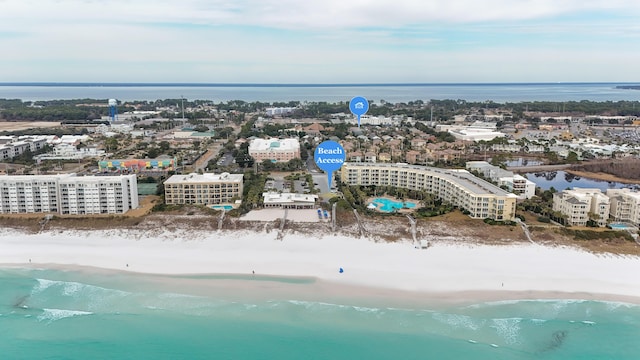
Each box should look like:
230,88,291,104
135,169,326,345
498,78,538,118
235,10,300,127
349,96,369,127
314,140,345,191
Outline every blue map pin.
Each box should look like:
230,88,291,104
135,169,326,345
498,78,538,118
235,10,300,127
349,96,369,127
314,140,345,191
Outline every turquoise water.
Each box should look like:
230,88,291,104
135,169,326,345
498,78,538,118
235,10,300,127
372,198,417,212
212,205,233,211
2,268,639,359
609,223,634,230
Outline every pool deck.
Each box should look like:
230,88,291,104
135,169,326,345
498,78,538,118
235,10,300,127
367,196,419,213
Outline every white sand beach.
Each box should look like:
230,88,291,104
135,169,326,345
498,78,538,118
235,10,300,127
1,228,639,304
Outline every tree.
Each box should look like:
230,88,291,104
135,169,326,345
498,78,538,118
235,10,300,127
566,151,579,164
146,147,160,158
104,137,119,151
159,141,171,152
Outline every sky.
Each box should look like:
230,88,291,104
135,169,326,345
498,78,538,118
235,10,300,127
1,0,640,83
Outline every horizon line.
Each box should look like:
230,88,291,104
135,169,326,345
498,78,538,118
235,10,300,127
1,81,639,88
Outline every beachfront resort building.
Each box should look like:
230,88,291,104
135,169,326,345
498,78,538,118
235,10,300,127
552,188,610,227
248,138,300,163
262,192,318,209
340,162,518,221
606,189,640,226
0,174,139,215
164,172,244,206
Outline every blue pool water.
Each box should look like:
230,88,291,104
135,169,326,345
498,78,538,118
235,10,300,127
371,198,417,212
609,223,633,230
212,205,233,211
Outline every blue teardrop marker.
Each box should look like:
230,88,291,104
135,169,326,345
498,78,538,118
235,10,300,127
349,96,369,127
314,140,345,191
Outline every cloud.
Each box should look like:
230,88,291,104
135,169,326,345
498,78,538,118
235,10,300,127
3,0,640,30
1,0,640,82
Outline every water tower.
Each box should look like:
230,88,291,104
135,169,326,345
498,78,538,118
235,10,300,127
108,99,118,122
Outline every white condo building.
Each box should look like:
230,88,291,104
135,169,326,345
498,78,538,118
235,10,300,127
606,189,640,226
0,174,138,215
552,188,610,227
248,138,300,163
341,162,518,221
465,161,536,199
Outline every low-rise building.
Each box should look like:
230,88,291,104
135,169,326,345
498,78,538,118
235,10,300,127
98,158,178,172
552,188,610,227
262,192,318,209
164,172,244,206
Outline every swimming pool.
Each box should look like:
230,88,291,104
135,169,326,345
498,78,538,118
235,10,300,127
211,205,233,211
370,198,417,212
610,223,632,230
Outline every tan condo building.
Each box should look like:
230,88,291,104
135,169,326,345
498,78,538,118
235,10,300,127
552,188,610,227
248,138,300,163
340,162,518,221
164,172,244,206
606,188,640,226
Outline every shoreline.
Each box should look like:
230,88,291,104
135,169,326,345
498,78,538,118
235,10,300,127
5,263,640,309
2,228,640,306
565,169,640,185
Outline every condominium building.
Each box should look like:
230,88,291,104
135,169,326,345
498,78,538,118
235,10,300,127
0,137,48,161
340,162,518,221
466,161,535,199
552,188,610,227
498,175,536,200
606,188,640,226
248,138,300,163
0,174,138,215
164,172,244,206
58,175,139,215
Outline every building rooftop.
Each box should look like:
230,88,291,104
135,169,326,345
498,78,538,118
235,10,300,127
263,192,318,204
248,138,300,152
164,172,244,184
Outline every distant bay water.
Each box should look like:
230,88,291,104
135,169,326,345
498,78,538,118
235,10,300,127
1,82,640,103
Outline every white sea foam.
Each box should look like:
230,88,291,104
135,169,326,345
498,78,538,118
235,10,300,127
432,312,484,331
62,281,84,296
604,301,638,311
37,308,93,323
32,278,57,294
491,318,522,345
581,320,596,325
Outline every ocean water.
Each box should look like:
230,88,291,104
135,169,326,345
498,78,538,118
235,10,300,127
1,268,639,359
1,82,639,103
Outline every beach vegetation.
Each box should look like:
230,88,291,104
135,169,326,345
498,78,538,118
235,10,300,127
483,218,517,226
560,228,635,242
236,170,268,214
